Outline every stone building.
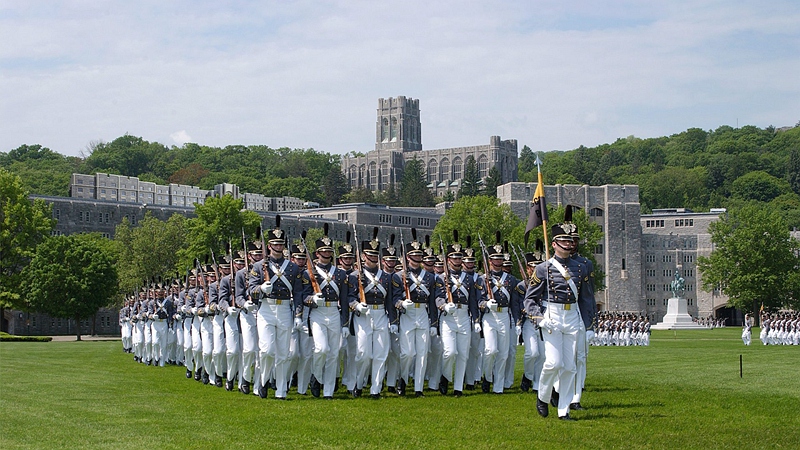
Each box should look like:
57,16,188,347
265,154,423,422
341,97,519,196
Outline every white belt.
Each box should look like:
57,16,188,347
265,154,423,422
263,298,291,305
542,301,575,310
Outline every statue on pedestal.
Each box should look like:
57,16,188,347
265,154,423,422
670,270,685,298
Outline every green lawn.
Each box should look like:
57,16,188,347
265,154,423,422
1,328,798,449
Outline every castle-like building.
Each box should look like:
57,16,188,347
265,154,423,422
341,97,518,196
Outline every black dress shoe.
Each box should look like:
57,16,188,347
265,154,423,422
270,379,277,390
520,375,531,392
415,391,424,397
536,398,549,418
387,386,396,394
397,378,406,396
550,389,559,408
453,390,463,397
559,414,576,421
186,369,193,379
570,402,586,411
481,377,490,394
202,371,210,385
323,396,333,400
310,375,321,398
465,384,475,391
215,378,223,388
194,370,202,381
240,380,251,395
438,375,448,395
258,383,268,399
353,388,362,398
225,379,234,391
370,394,381,400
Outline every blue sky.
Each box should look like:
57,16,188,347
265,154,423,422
1,0,798,157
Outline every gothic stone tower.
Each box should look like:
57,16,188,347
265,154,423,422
375,96,422,152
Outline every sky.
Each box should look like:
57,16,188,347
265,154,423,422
1,0,798,158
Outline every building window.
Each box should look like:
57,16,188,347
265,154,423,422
621,258,626,270
684,269,694,277
427,159,438,183
439,158,450,182
646,254,656,263
369,162,377,188
417,217,430,227
663,269,672,277
684,255,694,263
646,284,656,292
379,214,392,224
398,216,411,225
390,117,398,141
452,157,462,180
663,299,668,306
590,208,603,217
662,255,672,263
478,155,488,178
380,160,389,189
594,244,603,254
337,213,349,222
646,269,656,277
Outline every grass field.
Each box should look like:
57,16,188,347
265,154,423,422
1,328,799,449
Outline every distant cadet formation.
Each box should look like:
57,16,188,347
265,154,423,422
119,209,598,421
758,312,800,346
591,312,651,347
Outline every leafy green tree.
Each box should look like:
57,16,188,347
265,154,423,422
788,148,800,195
114,213,187,294
698,204,800,313
264,177,323,204
518,145,536,174
24,233,118,340
342,187,375,204
375,183,399,206
433,195,524,259
323,166,349,206
483,166,503,197
731,171,791,203
0,168,55,309
399,157,434,207
458,155,481,198
180,195,262,269
84,135,167,177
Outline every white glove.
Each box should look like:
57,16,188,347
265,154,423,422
312,293,324,306
227,307,238,315
401,299,414,310
487,299,498,312
260,281,273,295
190,307,197,315
181,306,188,314
149,313,156,320
515,325,522,336
429,326,437,337
204,306,211,315
538,317,553,332
342,327,351,339
390,324,398,334
444,303,456,314
473,323,482,334
356,303,369,314
586,330,596,342
244,300,257,313
294,318,303,330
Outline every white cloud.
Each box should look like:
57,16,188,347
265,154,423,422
170,130,192,146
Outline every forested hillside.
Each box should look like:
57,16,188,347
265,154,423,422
3,124,799,225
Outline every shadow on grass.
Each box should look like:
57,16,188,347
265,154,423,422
586,385,633,393
591,400,665,410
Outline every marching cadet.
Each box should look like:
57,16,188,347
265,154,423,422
303,224,350,399
349,228,396,399
238,240,262,394
171,283,185,367
207,265,227,387
382,236,402,395
461,238,485,391
501,248,523,390
742,313,752,346
437,232,481,397
218,258,240,391
190,270,207,383
423,240,444,393
143,287,154,365
150,284,171,367
248,217,305,400
180,276,196,379
519,241,545,394
120,300,132,353
525,222,597,421
480,237,522,394
337,233,358,396
394,228,442,397
198,266,218,385
288,243,314,395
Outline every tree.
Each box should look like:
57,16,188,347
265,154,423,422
114,213,187,294
731,171,791,203
180,195,262,269
24,233,118,340
342,187,375,204
458,155,481,198
788,148,800,196
323,166,349,206
482,166,503,197
398,157,434,207
518,145,536,174
0,168,55,310
697,204,800,313
375,183,399,206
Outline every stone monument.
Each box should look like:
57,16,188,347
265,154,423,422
651,270,707,330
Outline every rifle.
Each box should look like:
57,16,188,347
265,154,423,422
241,228,251,312
513,244,529,288
477,234,496,302
397,229,412,300
226,240,235,309
351,225,368,305
438,236,454,304
259,225,268,262
300,230,322,294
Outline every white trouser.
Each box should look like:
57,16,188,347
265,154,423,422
310,305,342,397
504,328,518,389
289,308,313,394
385,330,401,388
133,321,143,357
212,313,226,378
742,329,751,346
399,305,430,393
167,324,177,362
122,322,132,350
572,326,587,403
151,319,168,366
538,303,582,417
175,320,184,364
201,316,215,381
465,330,483,386
144,321,152,361
183,316,194,370
224,311,241,381
239,310,258,385
441,307,471,391
341,325,357,391
522,320,541,381
257,301,293,397
482,309,510,393
426,331,443,390
354,308,390,395
191,315,203,371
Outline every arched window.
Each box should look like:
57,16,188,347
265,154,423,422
478,154,488,178
427,159,438,183
380,160,389,190
390,117,398,141
382,119,389,142
440,158,450,182
369,162,377,189
359,164,366,188
349,165,357,188
452,156,462,180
